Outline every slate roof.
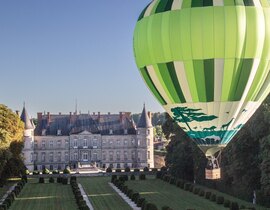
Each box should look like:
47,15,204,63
20,107,34,130
137,105,152,128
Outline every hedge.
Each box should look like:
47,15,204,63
216,196,224,204
205,191,212,199
143,167,149,172
49,177,55,183
145,203,158,210
125,167,130,172
106,167,112,173
139,174,146,180
130,174,136,180
39,177,45,183
210,194,216,202
224,199,231,207
230,202,239,210
137,198,145,207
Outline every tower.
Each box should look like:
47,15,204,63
20,105,35,171
137,104,154,168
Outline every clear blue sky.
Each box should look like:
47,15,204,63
0,0,164,118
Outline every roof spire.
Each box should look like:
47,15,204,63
137,104,152,128
21,104,34,130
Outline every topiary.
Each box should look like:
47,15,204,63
132,193,140,203
189,184,194,192
106,167,112,173
162,206,173,210
33,171,40,175
49,177,55,183
169,177,175,185
62,177,68,185
205,191,212,199
156,171,162,179
57,176,63,183
199,189,205,197
224,199,231,207
63,168,71,174
137,198,145,207
111,175,117,183
39,177,45,183
115,169,122,173
160,166,167,172
127,189,133,199
130,174,136,180
139,174,146,180
151,168,158,172
42,168,50,174
141,199,148,210
52,170,60,174
134,168,140,172
70,176,77,182
230,202,239,210
125,167,130,172
143,167,149,172
184,183,191,191
210,194,216,202
216,196,224,204
193,187,200,195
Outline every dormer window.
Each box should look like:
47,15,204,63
109,129,113,135
57,129,61,136
124,129,128,135
42,129,46,136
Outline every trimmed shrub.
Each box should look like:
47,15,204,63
189,184,194,192
143,167,149,172
210,194,216,202
184,183,191,191
145,203,158,210
4,198,11,207
163,175,170,182
160,166,167,171
224,199,231,207
230,202,239,210
216,196,224,204
111,175,117,183
122,185,128,194
151,168,158,172
115,169,121,173
33,171,39,175
62,177,68,185
169,177,175,185
57,176,63,183
63,168,71,174
70,176,77,182
42,168,50,174
134,168,140,172
49,177,55,183
176,180,185,188
156,171,162,179
22,175,28,183
139,174,146,180
199,189,205,197
39,177,45,183
106,167,112,173
127,189,133,199
137,198,145,207
52,170,60,174
205,191,212,199
132,192,140,203
125,167,130,172
240,205,246,209
193,187,200,195
130,174,136,180
141,199,148,210
0,204,7,210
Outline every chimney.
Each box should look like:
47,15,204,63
37,112,42,122
47,112,51,123
16,110,20,116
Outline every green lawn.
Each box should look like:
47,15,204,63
9,179,78,210
126,177,268,210
78,176,132,210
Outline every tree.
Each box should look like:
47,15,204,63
0,104,24,184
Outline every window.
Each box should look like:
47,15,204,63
93,152,97,160
57,140,61,148
124,129,128,135
65,140,69,148
50,165,53,170
137,130,140,135
138,151,141,161
74,139,78,148
41,152,46,162
116,151,120,161
147,129,150,135
131,139,135,145
102,140,107,145
110,140,113,147
83,152,88,161
49,152,53,162
147,151,150,159
42,129,46,136
124,139,128,145
132,151,135,160
117,140,120,146
30,153,33,162
93,139,97,148
42,140,46,149
34,140,38,149
147,138,150,146
124,151,128,161
57,152,61,162
138,139,141,146
117,163,120,168
109,151,113,161
57,129,61,136
83,138,87,148
103,152,106,160
109,129,113,135
65,152,69,162
34,153,37,161
31,141,34,149
49,140,53,148
74,152,78,160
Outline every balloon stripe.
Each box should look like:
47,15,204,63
148,65,173,103
204,59,215,102
181,0,192,8
184,61,200,102
221,59,235,101
223,0,235,6
214,7,225,57
193,60,207,102
138,3,151,21
157,63,182,103
166,62,186,103
214,59,224,101
203,0,214,6
172,0,183,10
155,0,170,14
213,0,224,6
144,0,159,17
140,67,167,105
174,61,193,102
191,0,203,7
244,0,255,6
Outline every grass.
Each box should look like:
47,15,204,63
9,178,78,210
78,176,132,210
126,176,269,210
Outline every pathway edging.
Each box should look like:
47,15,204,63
108,182,140,210
78,183,94,210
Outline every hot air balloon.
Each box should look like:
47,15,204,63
134,0,270,179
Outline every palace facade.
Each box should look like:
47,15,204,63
20,106,154,171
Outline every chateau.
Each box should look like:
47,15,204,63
20,105,154,171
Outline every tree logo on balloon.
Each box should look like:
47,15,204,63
171,107,218,131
